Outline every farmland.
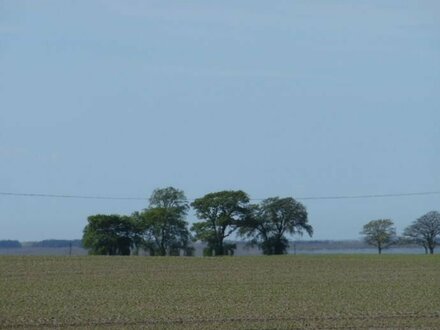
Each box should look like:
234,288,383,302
1,255,439,329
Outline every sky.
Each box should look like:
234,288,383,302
1,0,439,241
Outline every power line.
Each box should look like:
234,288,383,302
298,191,440,200
0,191,439,201
0,192,145,200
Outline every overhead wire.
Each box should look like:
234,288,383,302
0,191,439,202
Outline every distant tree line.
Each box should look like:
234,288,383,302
361,211,440,254
0,240,83,249
0,240,22,248
32,239,83,248
81,187,440,256
82,187,314,256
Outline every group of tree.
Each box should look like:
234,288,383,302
83,187,313,256
361,211,440,254
83,187,192,256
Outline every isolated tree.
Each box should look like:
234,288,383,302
403,225,429,254
240,197,313,255
360,219,396,254
82,214,136,255
403,211,440,254
191,190,250,256
135,187,192,256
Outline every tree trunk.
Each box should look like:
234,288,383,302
378,246,382,255
427,240,435,254
274,240,284,255
215,241,224,256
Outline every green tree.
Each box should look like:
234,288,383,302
403,211,440,254
191,190,250,256
82,214,136,255
240,197,313,255
149,186,189,211
360,219,396,254
134,187,192,256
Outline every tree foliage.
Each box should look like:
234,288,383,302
149,186,189,211
360,219,396,254
403,211,440,254
134,187,192,256
240,197,313,255
82,214,136,255
191,190,250,256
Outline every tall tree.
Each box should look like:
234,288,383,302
403,211,440,254
240,197,313,255
135,187,192,256
191,190,250,256
149,186,189,211
82,214,136,255
360,219,396,254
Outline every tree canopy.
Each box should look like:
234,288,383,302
149,186,189,211
360,219,396,254
403,211,440,254
82,214,136,255
240,197,313,255
191,190,250,256
134,187,192,256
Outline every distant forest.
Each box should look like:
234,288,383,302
0,239,82,249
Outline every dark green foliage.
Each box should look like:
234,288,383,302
360,219,396,254
191,190,250,256
240,197,313,255
82,214,136,255
202,241,236,256
183,246,195,256
134,187,192,256
202,247,213,257
403,211,440,254
260,236,289,255
148,186,189,211
223,242,236,256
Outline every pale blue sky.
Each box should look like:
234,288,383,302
1,0,439,241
